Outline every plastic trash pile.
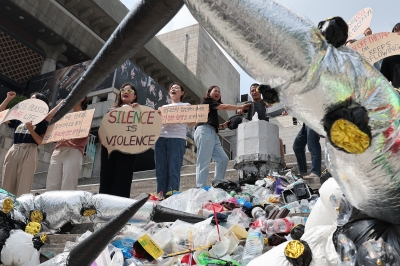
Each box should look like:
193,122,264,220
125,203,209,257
86,171,320,266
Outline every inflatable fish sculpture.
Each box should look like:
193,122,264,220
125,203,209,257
54,0,400,224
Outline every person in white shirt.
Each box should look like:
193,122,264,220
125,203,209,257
154,83,190,195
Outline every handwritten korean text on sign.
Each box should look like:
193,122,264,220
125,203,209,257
159,104,208,124
42,109,95,144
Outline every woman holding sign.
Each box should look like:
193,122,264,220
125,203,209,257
154,83,189,195
99,83,139,198
0,92,54,197
195,86,250,188
46,97,89,191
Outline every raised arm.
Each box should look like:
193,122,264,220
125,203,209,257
0,92,16,112
44,100,65,122
217,103,251,111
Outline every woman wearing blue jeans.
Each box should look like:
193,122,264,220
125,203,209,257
154,83,190,195
195,85,250,188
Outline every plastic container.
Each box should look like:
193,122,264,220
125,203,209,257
151,228,171,249
241,228,264,266
273,218,294,234
299,199,310,213
251,207,266,219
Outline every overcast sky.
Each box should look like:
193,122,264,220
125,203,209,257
120,0,399,98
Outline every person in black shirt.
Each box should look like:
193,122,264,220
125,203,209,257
380,23,400,88
194,85,250,188
238,83,292,171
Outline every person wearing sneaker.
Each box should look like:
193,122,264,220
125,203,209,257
293,123,321,179
194,85,250,188
154,82,190,196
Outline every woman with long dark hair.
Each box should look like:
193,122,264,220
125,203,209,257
154,82,188,195
99,83,139,198
46,97,89,191
195,85,250,188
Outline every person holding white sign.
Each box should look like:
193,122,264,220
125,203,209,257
0,92,50,197
99,83,139,198
46,97,89,191
195,85,250,188
380,23,400,89
154,83,190,196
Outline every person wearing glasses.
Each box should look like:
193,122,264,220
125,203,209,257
99,83,139,198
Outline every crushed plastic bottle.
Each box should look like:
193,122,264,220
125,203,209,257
241,228,264,266
299,199,310,213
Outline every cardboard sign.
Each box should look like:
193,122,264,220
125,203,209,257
0,110,9,124
347,7,373,39
350,32,400,64
159,104,208,124
42,109,95,144
2,99,49,125
98,105,162,155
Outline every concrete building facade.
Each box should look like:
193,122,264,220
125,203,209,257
0,0,240,189
157,24,240,115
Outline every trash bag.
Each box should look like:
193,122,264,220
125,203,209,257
335,213,400,261
356,239,400,266
320,169,332,185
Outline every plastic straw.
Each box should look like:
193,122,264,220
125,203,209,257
189,230,193,266
213,206,221,241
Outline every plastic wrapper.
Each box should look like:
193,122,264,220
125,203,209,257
226,209,250,229
160,188,211,215
337,234,357,266
208,187,232,203
357,239,400,266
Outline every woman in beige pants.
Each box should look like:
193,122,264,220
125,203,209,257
46,97,89,191
0,92,61,197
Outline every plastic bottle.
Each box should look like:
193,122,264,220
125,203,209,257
241,228,264,266
273,218,294,234
299,199,310,213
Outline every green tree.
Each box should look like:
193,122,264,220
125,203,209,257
6,95,27,109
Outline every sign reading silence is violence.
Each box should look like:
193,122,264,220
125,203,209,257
0,99,49,125
98,105,162,155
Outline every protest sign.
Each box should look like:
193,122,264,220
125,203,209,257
42,109,95,144
347,7,373,40
158,104,208,124
350,32,400,64
98,105,162,155
0,110,9,124
2,99,49,125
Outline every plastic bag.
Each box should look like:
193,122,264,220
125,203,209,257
160,188,211,214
